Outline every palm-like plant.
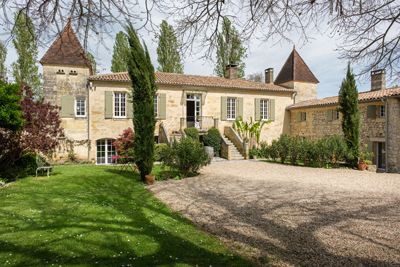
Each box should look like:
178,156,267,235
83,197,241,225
233,117,270,146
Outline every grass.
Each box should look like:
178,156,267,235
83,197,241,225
0,165,253,266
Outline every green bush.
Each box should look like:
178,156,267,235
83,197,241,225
154,143,169,161
203,127,221,156
160,137,210,177
0,152,39,182
252,134,349,168
184,127,199,140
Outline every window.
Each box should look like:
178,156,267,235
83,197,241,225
227,97,236,120
260,99,269,120
379,105,385,117
334,110,340,120
298,112,307,122
154,95,158,117
75,98,86,117
96,139,116,164
114,92,126,118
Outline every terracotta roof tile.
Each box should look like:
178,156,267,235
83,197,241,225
89,72,295,92
275,48,319,85
40,19,92,71
287,87,400,109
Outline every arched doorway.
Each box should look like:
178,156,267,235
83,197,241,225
96,139,116,164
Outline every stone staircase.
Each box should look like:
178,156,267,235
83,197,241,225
222,135,245,160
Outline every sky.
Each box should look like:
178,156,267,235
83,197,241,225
1,12,379,99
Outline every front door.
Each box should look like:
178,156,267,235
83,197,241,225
377,142,386,169
186,94,201,128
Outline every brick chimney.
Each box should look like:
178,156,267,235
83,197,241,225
225,64,238,79
371,69,386,91
265,68,274,84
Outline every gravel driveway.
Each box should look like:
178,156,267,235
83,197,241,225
149,160,400,266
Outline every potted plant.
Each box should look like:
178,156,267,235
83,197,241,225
358,144,373,171
145,174,155,185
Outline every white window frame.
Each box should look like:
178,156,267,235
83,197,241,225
260,99,269,120
227,97,237,120
379,105,385,118
113,92,127,118
75,97,86,117
154,95,158,117
96,139,117,165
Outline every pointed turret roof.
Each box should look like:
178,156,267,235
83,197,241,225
275,47,319,85
40,19,92,71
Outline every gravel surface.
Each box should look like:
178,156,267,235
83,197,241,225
149,160,400,266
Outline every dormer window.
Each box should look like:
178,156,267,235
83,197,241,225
56,69,65,74
69,70,78,75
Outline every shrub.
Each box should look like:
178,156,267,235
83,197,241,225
113,127,134,158
288,136,302,165
184,127,199,140
154,143,169,161
0,152,38,181
160,137,210,177
203,127,221,155
276,134,291,163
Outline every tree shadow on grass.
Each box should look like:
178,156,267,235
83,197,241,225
0,166,253,266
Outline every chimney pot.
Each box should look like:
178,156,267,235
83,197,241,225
225,64,238,79
265,68,274,84
371,69,386,91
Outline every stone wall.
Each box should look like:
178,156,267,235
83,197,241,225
279,81,317,103
386,97,400,173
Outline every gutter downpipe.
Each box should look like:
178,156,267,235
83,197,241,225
292,91,297,104
87,81,91,162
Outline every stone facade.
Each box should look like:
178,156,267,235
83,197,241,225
42,64,91,161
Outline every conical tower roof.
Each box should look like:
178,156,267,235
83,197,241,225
275,47,319,85
40,19,92,71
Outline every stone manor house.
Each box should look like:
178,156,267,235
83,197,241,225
41,22,400,173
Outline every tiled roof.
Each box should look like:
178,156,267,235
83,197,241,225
288,87,400,109
275,48,319,85
40,19,92,71
89,72,295,92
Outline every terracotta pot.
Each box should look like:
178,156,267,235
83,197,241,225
145,174,155,185
358,162,368,171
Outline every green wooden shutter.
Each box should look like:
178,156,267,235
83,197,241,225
158,93,167,120
60,95,74,118
127,94,133,119
105,91,113,119
296,112,302,122
327,110,333,121
221,96,227,121
237,97,243,119
254,98,261,121
367,105,376,119
269,99,275,121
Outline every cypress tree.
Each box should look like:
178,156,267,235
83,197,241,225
11,12,41,97
156,20,184,73
86,52,97,74
125,23,157,181
215,17,246,78
0,42,6,82
338,64,360,166
111,31,130,72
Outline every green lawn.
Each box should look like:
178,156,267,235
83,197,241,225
0,165,252,266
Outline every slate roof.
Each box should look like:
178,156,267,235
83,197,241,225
275,48,319,85
287,87,400,109
89,72,295,92
40,19,92,71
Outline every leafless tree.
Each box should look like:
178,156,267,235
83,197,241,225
1,0,399,79
247,72,263,83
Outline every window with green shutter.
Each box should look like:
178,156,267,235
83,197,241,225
221,96,227,121
367,105,377,119
269,99,275,121
254,98,261,121
104,91,113,119
60,95,75,118
158,93,167,120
